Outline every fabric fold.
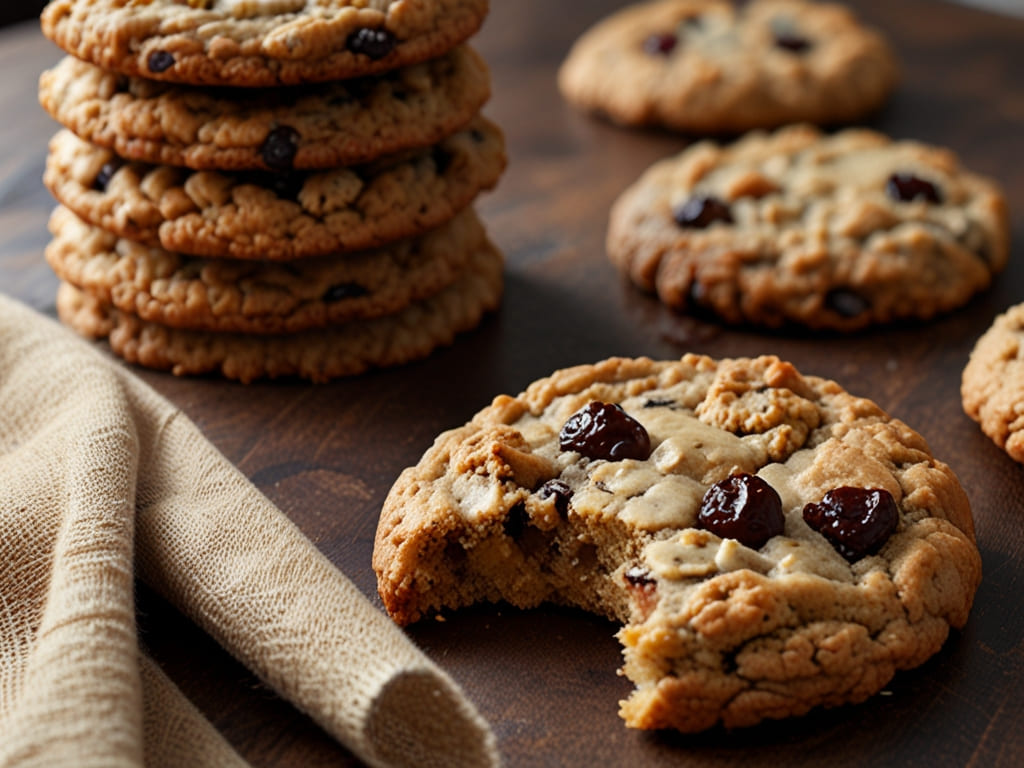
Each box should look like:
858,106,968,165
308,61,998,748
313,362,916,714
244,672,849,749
0,293,499,768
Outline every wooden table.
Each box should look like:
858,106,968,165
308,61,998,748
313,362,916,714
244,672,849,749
2,2,1022,765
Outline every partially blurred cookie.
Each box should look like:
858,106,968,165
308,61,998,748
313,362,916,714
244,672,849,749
558,0,897,133
41,0,489,87
608,124,1008,330
56,236,503,383
45,118,506,260
962,304,1024,463
373,354,981,731
39,47,491,171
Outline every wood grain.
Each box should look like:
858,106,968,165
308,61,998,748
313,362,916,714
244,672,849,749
2,2,1023,765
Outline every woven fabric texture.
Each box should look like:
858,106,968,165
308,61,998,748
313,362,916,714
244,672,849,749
0,293,498,768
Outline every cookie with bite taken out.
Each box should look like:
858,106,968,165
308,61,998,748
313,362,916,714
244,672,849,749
373,354,981,731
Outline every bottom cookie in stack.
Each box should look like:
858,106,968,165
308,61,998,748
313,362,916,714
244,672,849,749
49,206,503,383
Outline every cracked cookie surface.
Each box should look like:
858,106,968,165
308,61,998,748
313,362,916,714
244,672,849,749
55,234,503,383
558,0,897,133
45,117,505,260
962,303,1024,463
39,46,491,171
608,124,1008,330
372,354,981,731
41,0,488,87
47,205,487,334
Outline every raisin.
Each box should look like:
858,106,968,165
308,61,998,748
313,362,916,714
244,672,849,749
886,173,943,204
697,473,785,549
802,487,898,561
559,402,651,461
673,195,734,229
503,504,529,540
261,125,300,171
147,50,174,73
537,479,572,519
322,283,369,303
92,159,124,192
346,28,398,60
825,288,870,319
775,32,811,52
643,33,677,56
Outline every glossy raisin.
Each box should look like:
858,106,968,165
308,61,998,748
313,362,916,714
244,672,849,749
346,28,398,59
802,487,898,561
537,479,572,519
673,195,734,229
92,159,124,192
147,50,174,73
886,173,943,204
696,473,785,549
261,125,300,171
643,33,677,56
503,504,529,540
559,402,651,461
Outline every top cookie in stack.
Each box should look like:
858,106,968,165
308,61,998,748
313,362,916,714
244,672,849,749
38,0,505,383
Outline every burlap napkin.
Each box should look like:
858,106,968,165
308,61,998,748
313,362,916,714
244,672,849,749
0,293,499,768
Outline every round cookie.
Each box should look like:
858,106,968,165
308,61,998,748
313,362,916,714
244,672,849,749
38,46,491,171
56,237,503,383
607,124,1009,331
46,205,487,334
373,354,981,732
558,0,897,133
44,118,506,261
962,303,1024,463
41,0,489,88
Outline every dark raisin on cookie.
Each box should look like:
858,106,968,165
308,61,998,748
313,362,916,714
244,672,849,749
322,283,370,303
673,195,734,229
92,159,124,192
643,33,678,56
774,32,812,52
825,288,870,319
261,125,301,171
559,402,652,461
346,28,398,60
696,473,785,549
503,503,529,540
886,173,943,204
146,50,175,73
537,479,573,519
802,487,899,561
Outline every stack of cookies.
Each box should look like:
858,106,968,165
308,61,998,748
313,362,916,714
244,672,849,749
37,0,504,382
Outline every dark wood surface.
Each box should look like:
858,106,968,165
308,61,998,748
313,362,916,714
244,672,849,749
2,2,1023,765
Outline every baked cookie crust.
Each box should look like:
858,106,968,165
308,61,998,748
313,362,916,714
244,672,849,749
46,205,488,334
373,354,981,731
558,0,897,133
44,118,505,260
962,303,1024,463
56,235,503,383
607,124,1008,330
39,46,491,171
41,0,489,87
